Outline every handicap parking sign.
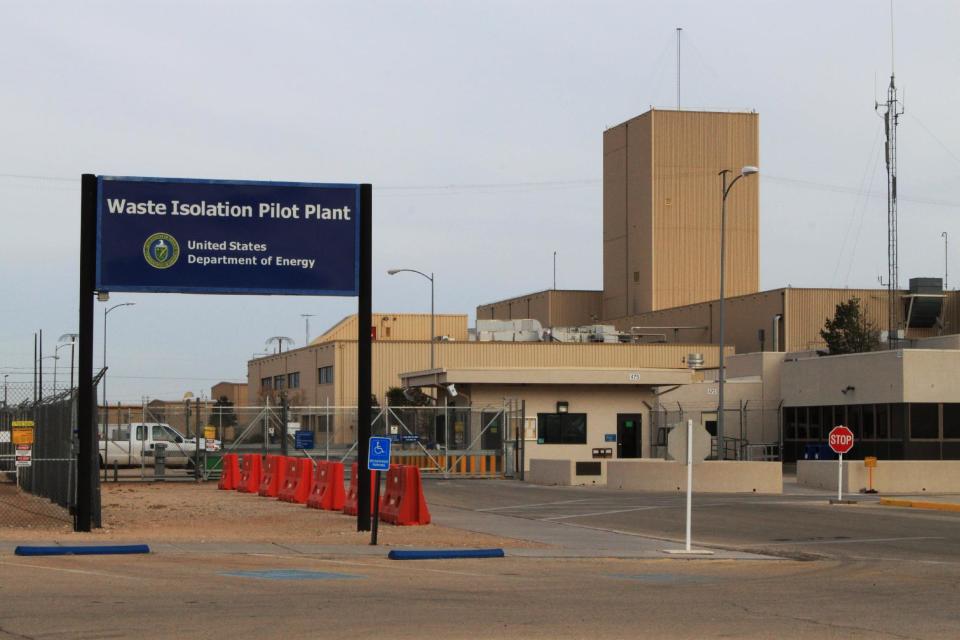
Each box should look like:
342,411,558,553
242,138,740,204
368,436,392,471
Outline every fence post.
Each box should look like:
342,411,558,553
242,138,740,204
281,395,289,457
194,398,201,482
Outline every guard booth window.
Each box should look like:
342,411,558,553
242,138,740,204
537,413,587,444
480,412,503,450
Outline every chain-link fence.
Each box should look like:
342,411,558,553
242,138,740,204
650,402,782,461
1,381,100,530
95,398,525,480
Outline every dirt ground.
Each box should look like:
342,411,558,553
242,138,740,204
0,481,534,548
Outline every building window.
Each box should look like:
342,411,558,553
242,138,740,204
287,372,300,389
861,404,876,439
876,405,889,439
537,413,587,444
261,377,273,391
318,366,334,385
273,375,286,391
910,403,939,440
944,404,960,439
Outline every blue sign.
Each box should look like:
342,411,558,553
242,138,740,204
368,437,392,471
295,430,314,450
95,176,360,295
604,434,617,443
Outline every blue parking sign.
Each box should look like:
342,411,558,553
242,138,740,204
368,437,392,471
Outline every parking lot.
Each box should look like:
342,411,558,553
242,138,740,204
3,478,960,638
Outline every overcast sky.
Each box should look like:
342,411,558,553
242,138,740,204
2,0,959,403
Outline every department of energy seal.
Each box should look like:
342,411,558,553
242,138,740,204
143,232,180,269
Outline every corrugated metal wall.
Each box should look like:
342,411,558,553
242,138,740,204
603,109,759,319
312,313,468,343
650,110,759,312
788,289,960,351
476,290,603,328
254,340,731,406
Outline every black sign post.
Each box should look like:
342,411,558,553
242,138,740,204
356,184,373,531
76,174,97,532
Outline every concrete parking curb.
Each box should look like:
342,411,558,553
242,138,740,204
880,498,960,513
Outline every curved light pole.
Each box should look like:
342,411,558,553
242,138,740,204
717,165,759,461
58,333,79,392
265,336,294,354
387,268,435,370
3,374,8,408
103,302,136,429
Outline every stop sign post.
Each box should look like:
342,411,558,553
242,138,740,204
829,425,855,502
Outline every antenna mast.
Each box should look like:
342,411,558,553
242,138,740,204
676,27,682,110
876,1,903,347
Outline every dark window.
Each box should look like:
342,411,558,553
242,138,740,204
318,366,334,385
537,413,587,444
796,407,808,440
944,404,960,439
808,407,822,441
287,372,300,389
822,406,834,435
890,404,906,439
876,404,889,439
785,407,797,440
862,404,876,439
910,403,939,440
273,375,286,390
261,377,273,391
847,405,862,439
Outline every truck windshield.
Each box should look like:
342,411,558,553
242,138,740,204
152,425,176,442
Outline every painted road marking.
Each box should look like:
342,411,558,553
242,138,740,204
477,498,594,512
760,536,944,547
220,569,361,581
541,506,666,521
0,560,140,580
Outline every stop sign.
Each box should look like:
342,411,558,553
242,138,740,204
828,425,855,455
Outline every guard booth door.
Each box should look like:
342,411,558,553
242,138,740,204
617,414,642,458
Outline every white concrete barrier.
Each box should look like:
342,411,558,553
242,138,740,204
798,460,960,494
528,459,607,486
607,460,782,494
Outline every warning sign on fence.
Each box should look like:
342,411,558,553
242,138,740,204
12,421,35,445
15,444,32,468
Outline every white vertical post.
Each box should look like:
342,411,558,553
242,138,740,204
685,418,693,552
325,397,330,461
837,452,843,502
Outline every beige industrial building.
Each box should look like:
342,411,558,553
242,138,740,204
247,107,960,469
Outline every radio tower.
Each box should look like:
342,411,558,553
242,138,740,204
876,2,903,347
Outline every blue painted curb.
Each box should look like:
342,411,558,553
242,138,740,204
14,544,150,556
388,548,505,560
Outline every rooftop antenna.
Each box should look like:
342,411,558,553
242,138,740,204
875,0,903,348
676,27,682,110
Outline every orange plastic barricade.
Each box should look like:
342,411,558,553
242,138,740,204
343,462,378,516
218,453,240,490
258,455,288,497
307,461,346,511
380,465,431,525
236,454,262,494
278,458,313,504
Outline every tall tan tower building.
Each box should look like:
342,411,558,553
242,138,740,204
602,109,760,319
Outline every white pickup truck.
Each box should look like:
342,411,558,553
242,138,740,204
99,422,220,468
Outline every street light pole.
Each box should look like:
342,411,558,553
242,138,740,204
3,374,8,408
59,333,79,392
103,303,136,430
942,232,949,289
387,269,435,370
717,166,759,461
